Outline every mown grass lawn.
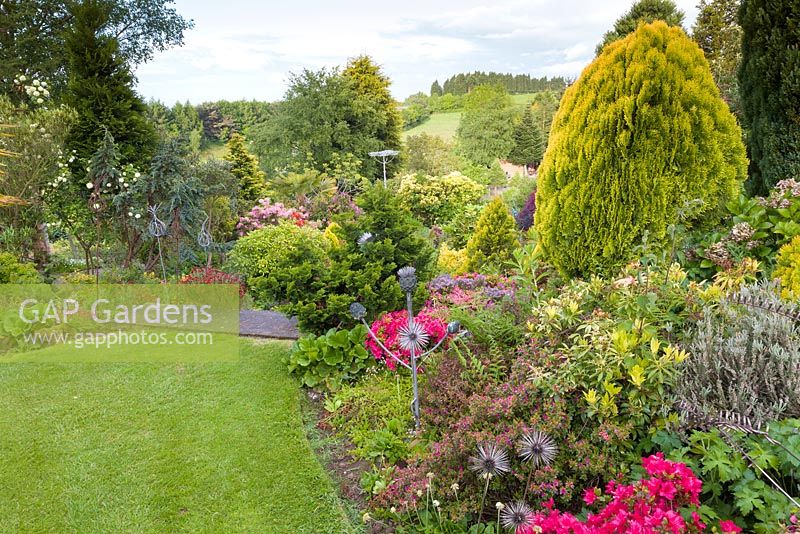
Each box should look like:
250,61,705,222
0,341,356,533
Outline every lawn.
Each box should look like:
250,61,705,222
0,341,357,533
402,111,462,140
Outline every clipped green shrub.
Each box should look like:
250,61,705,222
535,21,747,277
277,184,435,334
466,197,518,271
227,222,329,307
286,325,372,391
0,253,41,283
774,235,800,301
396,172,485,226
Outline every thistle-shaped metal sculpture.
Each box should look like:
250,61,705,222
147,204,168,283
349,266,464,429
197,213,213,266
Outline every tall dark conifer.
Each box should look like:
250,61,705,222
738,0,800,194
64,0,156,170
508,107,545,168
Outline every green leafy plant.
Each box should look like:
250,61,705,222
660,420,800,533
276,183,435,334
285,325,372,391
227,221,329,308
397,172,485,227
0,252,41,283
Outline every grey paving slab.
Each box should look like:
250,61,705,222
239,310,300,339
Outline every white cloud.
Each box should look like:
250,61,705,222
135,0,702,103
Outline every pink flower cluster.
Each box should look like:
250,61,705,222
236,198,308,236
517,454,741,534
365,308,447,371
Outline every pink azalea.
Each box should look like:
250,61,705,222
719,520,742,533
365,308,447,370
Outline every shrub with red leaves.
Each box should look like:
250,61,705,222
179,267,246,297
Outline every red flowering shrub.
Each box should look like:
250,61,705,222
520,454,707,533
179,267,246,297
365,308,447,370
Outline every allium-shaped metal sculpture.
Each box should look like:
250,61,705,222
469,442,511,479
518,430,558,468
500,501,534,531
397,321,430,354
349,302,367,321
397,266,417,292
357,232,374,247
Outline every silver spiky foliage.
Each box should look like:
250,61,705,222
500,501,534,530
469,442,510,479
397,320,430,353
397,266,418,292
518,430,558,468
679,283,800,423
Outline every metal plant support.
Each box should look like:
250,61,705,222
368,149,399,187
147,204,168,283
349,266,464,429
197,213,213,266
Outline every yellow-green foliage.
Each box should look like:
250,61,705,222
397,172,485,226
323,222,344,249
535,21,747,277
466,197,518,271
0,252,41,283
436,243,469,275
774,235,800,301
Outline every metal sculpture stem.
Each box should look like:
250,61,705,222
407,291,421,428
156,237,166,282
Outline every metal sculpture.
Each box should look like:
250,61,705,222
349,266,465,429
197,213,213,266
147,204,168,282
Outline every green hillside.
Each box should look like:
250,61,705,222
402,93,542,141
402,111,462,140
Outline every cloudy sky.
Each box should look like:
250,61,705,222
134,0,700,105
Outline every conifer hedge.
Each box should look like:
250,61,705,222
535,21,747,277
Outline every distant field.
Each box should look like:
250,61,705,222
402,93,539,141
511,92,539,106
402,111,462,140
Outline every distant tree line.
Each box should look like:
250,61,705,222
432,72,568,96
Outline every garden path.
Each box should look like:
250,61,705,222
239,309,299,339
